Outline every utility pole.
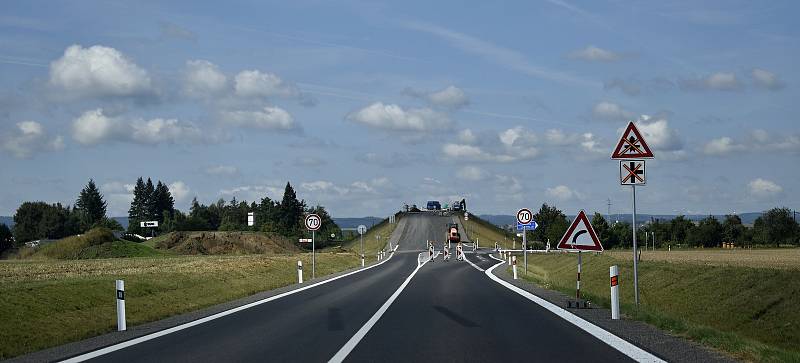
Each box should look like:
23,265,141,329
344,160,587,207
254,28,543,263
607,198,612,221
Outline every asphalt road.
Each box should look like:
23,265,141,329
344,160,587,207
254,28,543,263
75,213,641,362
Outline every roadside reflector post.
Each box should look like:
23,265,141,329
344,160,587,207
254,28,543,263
298,261,303,284
116,280,126,331
512,256,518,280
361,254,365,267
507,253,511,266
610,265,620,320
576,251,582,299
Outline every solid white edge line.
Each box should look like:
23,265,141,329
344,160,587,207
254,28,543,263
328,253,428,363
463,252,485,272
484,254,665,363
60,251,399,363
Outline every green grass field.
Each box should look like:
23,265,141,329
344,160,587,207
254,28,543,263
513,252,800,362
341,217,398,260
462,215,516,249
0,252,359,359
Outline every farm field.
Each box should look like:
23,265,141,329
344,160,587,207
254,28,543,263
0,252,360,359
605,248,800,269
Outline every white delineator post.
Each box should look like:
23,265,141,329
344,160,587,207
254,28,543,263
512,256,518,280
116,280,126,331
298,261,303,284
610,265,620,320
576,251,582,299
507,252,511,266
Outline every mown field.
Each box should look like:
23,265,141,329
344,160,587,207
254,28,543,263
0,252,360,359
513,249,800,362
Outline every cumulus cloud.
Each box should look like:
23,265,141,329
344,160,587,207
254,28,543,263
458,129,477,143
49,44,153,98
183,60,227,97
442,126,539,162
604,77,675,96
592,101,634,121
457,166,485,181
219,184,284,201
704,137,742,155
168,181,191,202
679,72,741,91
205,165,239,176
633,115,683,152
545,185,582,201
748,178,782,199
751,68,785,90
347,102,451,132
234,70,299,98
72,108,205,145
1,121,64,158
569,45,621,62
220,106,298,131
702,130,799,156
405,85,470,109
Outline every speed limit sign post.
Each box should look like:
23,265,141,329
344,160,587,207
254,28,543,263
305,214,322,279
516,208,535,275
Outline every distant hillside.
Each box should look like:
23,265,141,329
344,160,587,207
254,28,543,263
0,216,12,227
333,217,385,229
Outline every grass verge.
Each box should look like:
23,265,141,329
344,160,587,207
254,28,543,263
341,216,398,260
462,214,516,249
514,252,800,362
0,252,359,359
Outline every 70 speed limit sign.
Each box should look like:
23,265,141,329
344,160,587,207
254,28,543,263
305,214,322,231
516,208,533,225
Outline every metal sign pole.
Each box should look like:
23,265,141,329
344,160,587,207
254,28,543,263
360,233,364,267
312,230,316,279
632,185,639,306
523,226,527,274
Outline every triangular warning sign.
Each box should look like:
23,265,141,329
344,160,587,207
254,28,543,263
611,122,654,159
557,210,603,251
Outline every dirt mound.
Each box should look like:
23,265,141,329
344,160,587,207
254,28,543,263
154,231,300,255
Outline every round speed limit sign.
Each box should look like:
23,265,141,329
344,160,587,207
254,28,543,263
305,214,321,231
516,208,533,225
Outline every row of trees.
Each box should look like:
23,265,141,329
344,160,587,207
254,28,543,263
127,177,175,235
521,203,800,249
3,180,121,250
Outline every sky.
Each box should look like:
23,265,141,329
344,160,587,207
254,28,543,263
1,0,798,218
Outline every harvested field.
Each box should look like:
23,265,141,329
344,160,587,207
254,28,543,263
605,248,800,269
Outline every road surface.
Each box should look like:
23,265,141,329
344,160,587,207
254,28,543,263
69,213,645,362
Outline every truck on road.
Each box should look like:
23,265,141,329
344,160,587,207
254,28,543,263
447,223,461,244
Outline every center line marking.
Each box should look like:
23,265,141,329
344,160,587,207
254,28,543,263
329,252,429,362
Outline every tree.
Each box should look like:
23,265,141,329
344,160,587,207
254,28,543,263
670,215,694,245
279,182,305,236
0,223,12,254
592,213,619,249
152,181,175,222
75,179,107,230
722,215,745,245
752,208,799,247
531,203,569,245
13,201,46,243
128,177,147,234
12,202,78,243
610,221,632,248
687,216,723,247
144,178,156,220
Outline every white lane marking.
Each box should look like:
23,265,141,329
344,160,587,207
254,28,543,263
463,253,485,272
329,253,429,363
484,258,665,363
60,251,399,363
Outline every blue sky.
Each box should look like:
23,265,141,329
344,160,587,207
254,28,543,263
1,0,798,217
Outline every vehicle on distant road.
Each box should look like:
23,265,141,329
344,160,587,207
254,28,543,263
451,202,462,211
426,200,441,210
447,223,461,243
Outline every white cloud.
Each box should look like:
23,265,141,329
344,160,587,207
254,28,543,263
49,44,153,97
748,178,782,199
545,185,581,201
348,102,451,132
458,129,477,143
205,165,239,176
234,70,299,98
592,101,634,121
457,166,485,181
751,68,784,90
569,45,621,62
680,72,741,91
426,86,470,109
1,121,64,158
184,60,227,97
220,106,298,131
72,108,205,145
168,181,191,202
219,184,283,201
634,115,683,152
704,137,742,155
